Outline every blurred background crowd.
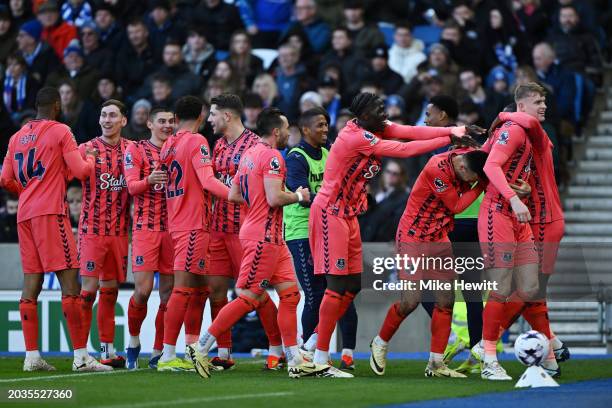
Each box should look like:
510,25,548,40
0,0,610,242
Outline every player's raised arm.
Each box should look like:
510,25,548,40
191,140,230,199
123,144,166,195
65,140,96,180
0,147,23,195
382,121,460,141
264,177,309,208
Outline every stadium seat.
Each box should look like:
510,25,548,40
215,50,229,61
412,25,442,49
377,22,396,47
252,48,279,71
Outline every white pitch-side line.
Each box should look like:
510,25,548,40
0,369,143,383
91,392,295,408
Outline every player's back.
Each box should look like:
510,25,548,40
236,142,284,245
211,128,260,233
315,120,382,218
161,129,212,232
7,119,76,222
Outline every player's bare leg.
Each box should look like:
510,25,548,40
425,287,466,378
150,274,173,368
20,274,54,371
370,288,421,376
127,271,154,370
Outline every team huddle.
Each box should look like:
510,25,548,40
1,82,569,380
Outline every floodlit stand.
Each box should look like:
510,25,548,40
515,365,560,388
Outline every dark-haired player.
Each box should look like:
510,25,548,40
124,108,174,370
78,99,132,368
157,96,230,371
309,92,477,375
207,93,284,370
369,149,487,378
0,87,107,372
188,107,316,379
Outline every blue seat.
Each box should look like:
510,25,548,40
215,50,229,61
377,22,395,47
412,25,442,49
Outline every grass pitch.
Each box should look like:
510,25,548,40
1,357,611,408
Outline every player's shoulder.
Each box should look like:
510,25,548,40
494,121,526,145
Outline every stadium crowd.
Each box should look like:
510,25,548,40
0,0,609,242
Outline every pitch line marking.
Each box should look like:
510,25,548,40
0,368,144,383
91,392,295,408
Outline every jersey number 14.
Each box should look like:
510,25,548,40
14,148,46,187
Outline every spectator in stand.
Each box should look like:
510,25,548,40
228,30,263,89
384,94,407,123
412,43,460,98
79,21,113,78
252,73,279,107
274,43,314,122
457,100,482,127
366,46,404,97
284,0,331,54
388,24,426,85
123,98,152,141
317,76,342,128
342,0,385,58
210,60,241,95
359,160,409,242
57,79,98,142
319,26,368,98
37,1,78,60
61,0,94,28
0,193,19,242
546,4,602,84
146,0,185,61
8,0,34,29
0,6,18,65
203,76,233,102
237,0,293,48
550,0,599,40
458,68,507,128
403,72,444,126
89,76,121,111
242,92,263,132
513,0,550,47
46,42,99,100
299,91,323,113
439,21,481,72
452,2,483,48
3,53,40,123
482,7,528,73
16,19,60,84
115,18,158,97
93,3,124,51
192,0,244,52
182,26,216,83
66,183,82,232
532,42,576,127
150,74,174,109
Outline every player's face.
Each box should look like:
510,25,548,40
518,93,546,122
208,104,228,135
148,111,175,142
99,105,127,137
361,99,387,133
457,156,479,183
276,115,290,149
425,104,444,127
305,114,329,146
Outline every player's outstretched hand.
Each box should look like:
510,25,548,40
450,134,480,149
148,169,168,185
85,148,99,158
509,195,531,223
296,186,310,204
465,124,487,138
509,178,531,198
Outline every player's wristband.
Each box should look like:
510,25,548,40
296,191,303,203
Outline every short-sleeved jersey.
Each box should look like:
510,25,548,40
2,120,76,223
397,151,475,242
211,128,260,234
314,120,383,218
482,121,533,217
79,137,131,236
235,142,285,245
124,140,168,231
160,130,213,232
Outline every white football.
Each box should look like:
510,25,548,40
514,330,550,366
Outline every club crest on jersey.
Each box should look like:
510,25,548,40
260,279,270,289
198,259,205,270
336,258,346,270
135,256,144,266
497,131,509,145
269,157,281,174
363,131,379,146
434,177,448,192
124,152,133,169
232,153,241,164
86,261,95,271
503,252,513,262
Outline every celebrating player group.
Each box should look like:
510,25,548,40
1,82,569,380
